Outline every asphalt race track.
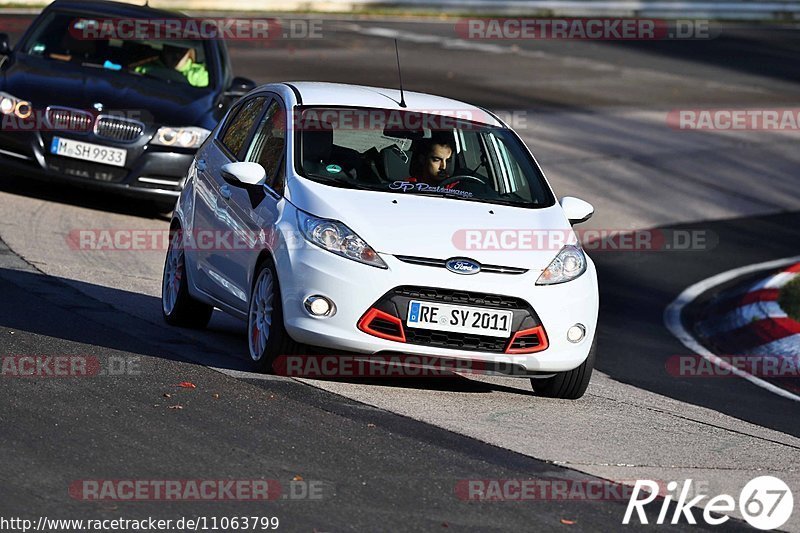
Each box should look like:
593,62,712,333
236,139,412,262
1,15,799,531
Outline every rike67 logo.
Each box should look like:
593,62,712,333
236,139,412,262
623,476,793,529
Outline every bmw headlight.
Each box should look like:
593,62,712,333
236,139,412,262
0,91,32,119
297,210,387,269
151,126,210,149
536,244,587,285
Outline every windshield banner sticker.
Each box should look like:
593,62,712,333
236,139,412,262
389,181,474,198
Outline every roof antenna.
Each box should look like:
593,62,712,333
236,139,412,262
394,39,407,108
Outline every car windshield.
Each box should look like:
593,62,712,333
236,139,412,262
296,107,554,208
21,10,212,88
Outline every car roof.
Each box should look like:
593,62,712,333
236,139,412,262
47,0,185,19
281,82,504,127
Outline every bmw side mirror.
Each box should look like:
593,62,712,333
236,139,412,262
225,76,256,97
0,33,11,56
221,162,265,186
560,196,594,225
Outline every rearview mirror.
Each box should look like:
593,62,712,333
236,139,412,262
225,76,256,97
0,33,11,56
560,196,594,225
221,162,265,186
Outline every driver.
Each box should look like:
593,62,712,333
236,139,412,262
407,133,461,189
132,45,209,88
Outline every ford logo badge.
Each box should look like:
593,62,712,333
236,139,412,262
445,258,481,275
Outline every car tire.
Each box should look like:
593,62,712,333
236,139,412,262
162,228,213,328
530,335,596,399
248,258,304,373
152,201,175,217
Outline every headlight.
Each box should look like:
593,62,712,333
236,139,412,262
536,244,586,285
297,210,387,269
151,126,210,149
0,91,32,119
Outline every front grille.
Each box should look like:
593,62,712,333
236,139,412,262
404,328,508,353
360,286,545,354
392,286,529,310
395,255,528,275
45,106,94,133
94,116,145,142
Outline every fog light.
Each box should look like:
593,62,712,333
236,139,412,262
304,295,335,317
0,97,13,115
567,324,585,343
15,101,32,119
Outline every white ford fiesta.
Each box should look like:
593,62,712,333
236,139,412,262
161,82,599,399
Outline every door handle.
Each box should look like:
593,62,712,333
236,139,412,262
219,184,232,201
196,159,206,171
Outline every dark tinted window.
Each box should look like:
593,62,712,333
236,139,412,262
245,100,285,187
220,96,267,158
23,11,211,88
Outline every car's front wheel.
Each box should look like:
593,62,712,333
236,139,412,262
162,228,213,328
248,258,303,372
530,335,596,399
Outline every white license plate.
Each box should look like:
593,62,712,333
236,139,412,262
406,300,513,338
50,137,126,167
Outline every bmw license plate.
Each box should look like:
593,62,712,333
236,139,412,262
50,137,126,167
406,300,513,338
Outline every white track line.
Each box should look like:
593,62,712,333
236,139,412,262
664,255,800,403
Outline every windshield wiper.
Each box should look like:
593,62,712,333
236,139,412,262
303,173,374,191
128,69,175,84
498,192,529,203
408,190,524,207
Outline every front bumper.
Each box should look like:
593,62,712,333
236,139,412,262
0,129,194,203
275,236,599,374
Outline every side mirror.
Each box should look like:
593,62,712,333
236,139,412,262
560,196,594,225
225,76,256,97
221,162,265,186
0,33,11,56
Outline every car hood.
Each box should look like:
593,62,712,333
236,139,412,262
287,177,574,271
1,53,217,128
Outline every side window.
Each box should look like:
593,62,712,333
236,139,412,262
245,99,286,190
220,96,267,159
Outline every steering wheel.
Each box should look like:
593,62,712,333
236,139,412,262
437,174,489,188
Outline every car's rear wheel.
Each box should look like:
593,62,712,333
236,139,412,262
248,258,303,372
162,228,213,328
530,335,596,399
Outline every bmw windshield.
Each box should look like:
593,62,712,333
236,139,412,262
296,107,555,208
21,10,212,88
